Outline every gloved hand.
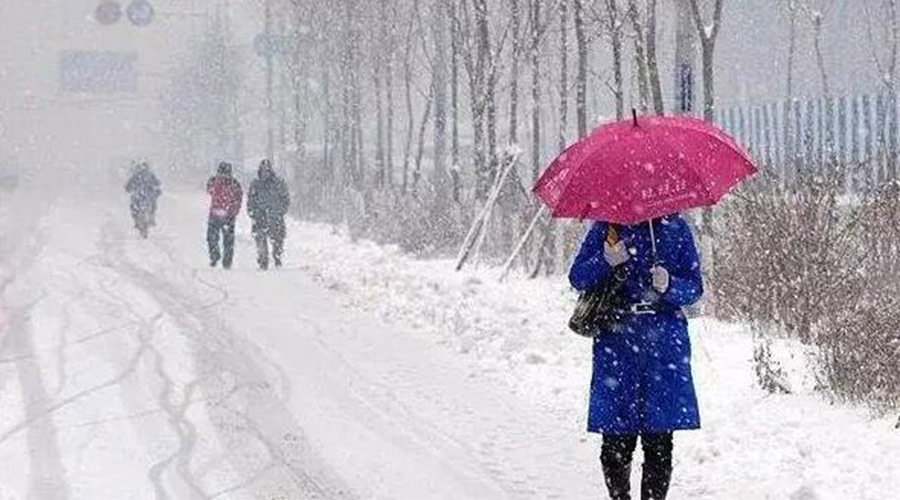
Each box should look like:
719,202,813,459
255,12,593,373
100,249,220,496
651,266,670,293
604,241,631,267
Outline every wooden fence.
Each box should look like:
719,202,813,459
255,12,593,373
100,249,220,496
716,92,900,188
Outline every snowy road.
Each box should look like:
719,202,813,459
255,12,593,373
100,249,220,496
0,178,597,499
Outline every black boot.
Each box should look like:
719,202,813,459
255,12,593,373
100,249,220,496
602,434,638,500
640,433,673,500
603,461,633,500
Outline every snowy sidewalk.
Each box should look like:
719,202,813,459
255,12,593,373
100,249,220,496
0,185,598,499
285,213,900,500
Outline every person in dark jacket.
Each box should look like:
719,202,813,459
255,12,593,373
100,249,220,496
206,162,243,269
569,215,703,500
247,159,291,270
125,162,162,228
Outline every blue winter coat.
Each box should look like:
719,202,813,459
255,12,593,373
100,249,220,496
569,215,703,435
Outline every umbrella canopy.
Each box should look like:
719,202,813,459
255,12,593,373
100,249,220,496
534,114,756,224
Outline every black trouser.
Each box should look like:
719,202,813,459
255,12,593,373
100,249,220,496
601,433,673,500
207,216,236,268
252,216,285,269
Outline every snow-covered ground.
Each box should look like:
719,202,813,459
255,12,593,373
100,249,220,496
0,178,898,499
288,211,900,500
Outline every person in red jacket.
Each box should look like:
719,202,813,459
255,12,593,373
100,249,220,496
206,162,243,269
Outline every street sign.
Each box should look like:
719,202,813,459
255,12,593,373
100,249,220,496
95,1,123,25
126,0,154,27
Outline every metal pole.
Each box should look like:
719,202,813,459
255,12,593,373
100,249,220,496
265,0,274,160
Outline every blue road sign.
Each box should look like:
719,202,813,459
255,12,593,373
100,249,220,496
127,0,154,27
95,1,123,25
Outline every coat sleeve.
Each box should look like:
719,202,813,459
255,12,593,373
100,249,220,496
659,218,704,307
247,182,258,218
569,222,613,291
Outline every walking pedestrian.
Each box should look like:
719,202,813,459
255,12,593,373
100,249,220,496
569,215,704,500
247,159,290,270
206,162,243,269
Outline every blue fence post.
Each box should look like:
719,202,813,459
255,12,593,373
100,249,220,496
762,104,778,172
889,90,898,179
795,99,804,182
783,99,793,183
851,95,861,165
815,98,826,166
838,96,848,165
877,93,888,183
825,96,836,163
805,99,816,176
863,94,874,187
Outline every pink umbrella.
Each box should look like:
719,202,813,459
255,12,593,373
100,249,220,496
534,113,756,225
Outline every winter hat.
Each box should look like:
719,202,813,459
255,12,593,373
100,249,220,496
217,162,233,176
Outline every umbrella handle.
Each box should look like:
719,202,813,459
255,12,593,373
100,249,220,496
648,219,660,265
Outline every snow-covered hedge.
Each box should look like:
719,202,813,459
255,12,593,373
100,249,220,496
713,166,900,411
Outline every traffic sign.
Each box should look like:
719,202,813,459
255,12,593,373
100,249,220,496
127,0,154,27
95,1,123,25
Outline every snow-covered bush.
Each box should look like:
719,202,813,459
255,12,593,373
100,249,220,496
713,165,900,410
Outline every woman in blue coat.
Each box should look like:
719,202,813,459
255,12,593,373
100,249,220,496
569,214,703,500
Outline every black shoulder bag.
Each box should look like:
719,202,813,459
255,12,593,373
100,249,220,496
568,225,629,338
568,267,628,338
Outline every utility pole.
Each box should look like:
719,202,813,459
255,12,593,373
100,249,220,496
674,0,697,115
265,0,274,160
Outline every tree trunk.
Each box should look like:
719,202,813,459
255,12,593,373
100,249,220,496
628,0,650,112
646,0,664,115
473,0,493,200
530,0,542,180
385,2,396,188
402,15,416,195
449,0,461,202
559,0,569,151
509,0,522,145
573,0,588,138
606,0,625,120
432,0,450,211
701,41,715,122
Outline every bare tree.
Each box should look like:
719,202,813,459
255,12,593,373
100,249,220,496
432,0,451,211
645,0,664,114
686,0,726,122
559,0,570,150
786,0,799,100
509,0,523,146
600,0,626,120
628,0,651,112
572,0,589,137
864,0,900,177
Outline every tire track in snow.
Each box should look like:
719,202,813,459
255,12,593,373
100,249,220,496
84,268,208,500
101,222,356,500
0,198,70,500
8,296,72,500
